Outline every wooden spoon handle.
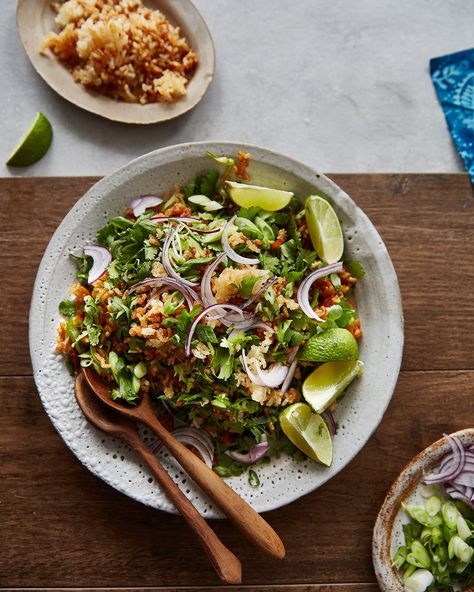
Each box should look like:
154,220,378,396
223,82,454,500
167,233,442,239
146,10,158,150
127,433,242,584
141,411,285,559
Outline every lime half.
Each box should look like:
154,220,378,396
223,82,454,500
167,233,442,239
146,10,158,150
280,402,333,466
305,195,343,263
303,360,364,414
6,112,53,167
298,328,359,362
225,180,293,211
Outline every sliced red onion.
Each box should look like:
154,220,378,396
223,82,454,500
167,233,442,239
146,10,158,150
130,195,163,217
150,427,214,468
444,484,474,507
123,277,200,309
287,345,300,363
185,304,244,357
151,215,221,235
255,363,288,388
200,252,226,308
83,245,112,284
423,434,466,484
162,228,198,287
240,350,266,387
240,350,289,388
228,320,274,340
151,215,199,224
222,215,259,265
297,262,344,321
280,359,298,393
226,435,269,465
240,276,278,310
322,409,338,436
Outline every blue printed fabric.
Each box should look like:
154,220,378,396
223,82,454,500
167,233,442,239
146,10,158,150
430,48,474,184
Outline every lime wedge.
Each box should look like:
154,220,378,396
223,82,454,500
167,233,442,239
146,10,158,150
225,180,293,211
280,402,333,466
305,195,343,263
298,328,358,362
6,112,53,167
302,360,364,414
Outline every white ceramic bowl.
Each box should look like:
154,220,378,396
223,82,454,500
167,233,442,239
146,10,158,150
373,428,474,592
30,142,404,517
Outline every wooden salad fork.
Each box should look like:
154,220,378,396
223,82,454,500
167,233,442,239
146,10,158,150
82,367,286,560
75,373,242,584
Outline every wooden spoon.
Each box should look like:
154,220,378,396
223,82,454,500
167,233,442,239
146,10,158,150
75,373,242,584
83,367,285,560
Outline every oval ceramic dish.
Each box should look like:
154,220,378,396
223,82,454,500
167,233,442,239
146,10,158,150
373,428,474,592
16,0,215,124
30,142,404,517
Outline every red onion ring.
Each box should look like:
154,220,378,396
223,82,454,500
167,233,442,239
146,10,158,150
321,409,338,436
228,320,274,340
83,245,112,284
222,215,259,265
240,350,266,387
151,216,199,224
162,228,198,287
200,252,226,308
297,262,344,321
185,303,244,356
150,427,214,468
123,277,200,309
280,359,298,393
225,435,269,465
130,195,163,217
255,363,288,388
423,434,466,484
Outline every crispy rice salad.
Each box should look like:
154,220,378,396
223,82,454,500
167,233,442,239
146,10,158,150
57,151,364,479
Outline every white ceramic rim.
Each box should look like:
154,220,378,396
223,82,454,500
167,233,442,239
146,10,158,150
29,141,404,517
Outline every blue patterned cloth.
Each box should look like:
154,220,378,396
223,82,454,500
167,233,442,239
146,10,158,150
430,48,474,184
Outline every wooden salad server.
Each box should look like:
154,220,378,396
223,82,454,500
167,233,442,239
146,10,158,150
75,373,242,584
82,367,286,560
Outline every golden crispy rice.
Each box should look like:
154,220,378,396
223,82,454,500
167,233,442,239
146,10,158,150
41,0,198,103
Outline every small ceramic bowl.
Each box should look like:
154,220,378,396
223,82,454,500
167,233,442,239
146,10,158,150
373,428,474,592
16,0,215,124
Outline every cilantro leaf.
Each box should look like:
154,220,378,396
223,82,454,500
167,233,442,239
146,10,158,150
59,299,76,317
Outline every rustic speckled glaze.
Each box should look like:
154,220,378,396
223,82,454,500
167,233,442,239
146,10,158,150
30,142,403,516
373,428,474,592
17,0,215,124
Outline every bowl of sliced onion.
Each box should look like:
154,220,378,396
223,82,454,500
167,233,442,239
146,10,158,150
373,429,474,592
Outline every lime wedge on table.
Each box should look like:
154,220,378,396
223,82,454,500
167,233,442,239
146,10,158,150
302,360,364,414
305,195,343,264
225,180,293,211
298,328,358,362
280,403,333,466
6,112,53,167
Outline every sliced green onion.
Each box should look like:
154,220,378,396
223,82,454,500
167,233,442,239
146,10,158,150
442,501,460,530
448,535,474,563
456,514,471,541
407,541,431,569
403,504,442,527
133,362,147,379
404,569,433,592
392,546,408,569
426,495,442,517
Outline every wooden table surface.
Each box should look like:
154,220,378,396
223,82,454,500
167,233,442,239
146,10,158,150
1,174,473,592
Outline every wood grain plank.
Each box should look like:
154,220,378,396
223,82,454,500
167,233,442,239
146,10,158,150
0,584,379,592
0,585,379,592
0,174,473,375
1,370,472,588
